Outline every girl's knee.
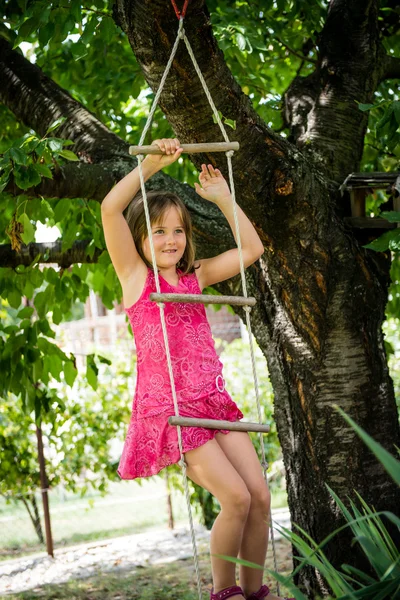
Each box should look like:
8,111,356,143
222,486,251,517
250,483,271,512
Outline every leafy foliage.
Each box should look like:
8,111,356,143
0,342,134,540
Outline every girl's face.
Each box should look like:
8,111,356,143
142,205,187,270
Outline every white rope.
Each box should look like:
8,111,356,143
135,17,280,599
138,19,185,147
183,26,280,589
137,156,203,600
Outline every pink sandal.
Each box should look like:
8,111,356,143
247,584,294,600
210,585,245,599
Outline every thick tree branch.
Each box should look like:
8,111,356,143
5,162,120,201
0,37,126,161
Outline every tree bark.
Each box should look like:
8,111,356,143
284,0,387,184
1,0,399,595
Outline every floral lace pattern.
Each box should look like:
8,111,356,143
117,268,243,479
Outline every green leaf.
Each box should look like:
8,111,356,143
92,270,105,294
37,5,51,26
35,140,47,158
235,32,247,51
52,305,62,325
23,280,35,299
71,40,88,61
97,354,111,365
40,198,54,219
58,149,79,161
47,138,64,153
10,147,27,165
363,230,397,252
45,117,67,135
54,198,70,223
86,365,98,390
98,16,115,44
0,165,12,193
61,220,78,252
80,15,98,44
16,16,40,41
18,307,34,319
388,229,400,251
358,103,375,112
47,354,62,380
70,0,82,23
375,106,393,133
32,359,43,383
380,211,400,223
393,101,400,126
224,118,236,130
37,317,55,337
104,263,116,289
64,360,78,387
33,163,53,179
14,165,42,190
34,291,49,318
8,289,22,309
18,213,35,245
38,21,55,46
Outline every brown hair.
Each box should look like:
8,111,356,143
125,190,196,274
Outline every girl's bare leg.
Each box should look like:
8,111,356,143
184,438,251,599
215,432,282,600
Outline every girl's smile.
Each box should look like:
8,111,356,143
142,206,186,274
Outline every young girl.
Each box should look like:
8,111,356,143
101,138,292,600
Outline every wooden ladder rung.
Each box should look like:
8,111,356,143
150,293,256,307
129,142,239,155
169,416,270,433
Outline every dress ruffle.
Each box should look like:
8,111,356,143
117,388,243,479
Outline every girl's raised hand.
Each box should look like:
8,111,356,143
144,138,183,171
194,164,231,204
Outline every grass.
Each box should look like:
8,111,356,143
0,537,295,600
0,480,288,562
0,479,189,561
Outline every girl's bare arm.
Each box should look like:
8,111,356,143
194,164,264,290
101,139,182,283
101,160,157,282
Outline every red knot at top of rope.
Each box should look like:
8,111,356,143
170,0,189,19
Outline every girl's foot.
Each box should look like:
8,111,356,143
245,584,294,600
210,585,245,600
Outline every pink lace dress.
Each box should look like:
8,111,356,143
117,267,244,479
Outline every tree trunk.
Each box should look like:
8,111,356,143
1,0,399,595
